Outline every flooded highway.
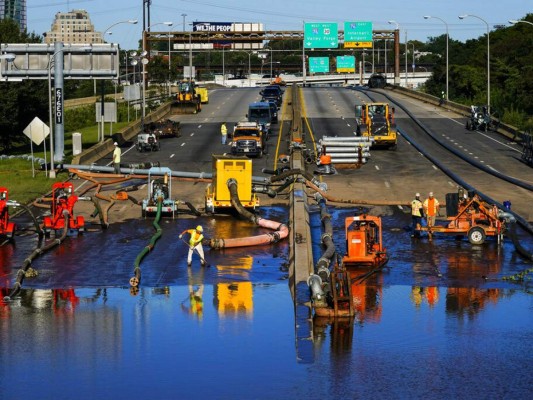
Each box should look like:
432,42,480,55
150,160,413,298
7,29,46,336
1,204,531,399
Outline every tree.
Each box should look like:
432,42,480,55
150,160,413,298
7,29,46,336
0,20,48,152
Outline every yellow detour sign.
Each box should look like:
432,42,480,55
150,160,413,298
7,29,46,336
344,41,373,48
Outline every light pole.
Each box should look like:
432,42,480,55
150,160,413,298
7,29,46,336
409,42,415,80
459,14,490,112
388,20,400,85
165,22,174,96
424,16,449,101
231,50,254,87
103,19,137,142
509,19,533,26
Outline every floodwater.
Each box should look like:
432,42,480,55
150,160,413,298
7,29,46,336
0,206,532,399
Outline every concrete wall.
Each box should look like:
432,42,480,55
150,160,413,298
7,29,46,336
71,103,171,165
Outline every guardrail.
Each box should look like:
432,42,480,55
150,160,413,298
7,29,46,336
386,85,527,144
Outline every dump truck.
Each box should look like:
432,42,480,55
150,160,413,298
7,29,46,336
148,119,181,138
354,102,397,149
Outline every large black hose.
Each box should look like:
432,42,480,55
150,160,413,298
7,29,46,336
129,201,163,287
507,223,533,261
316,196,336,282
228,178,260,224
16,203,44,237
4,211,70,301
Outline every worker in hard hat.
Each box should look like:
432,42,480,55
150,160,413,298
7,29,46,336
423,192,440,228
179,225,206,267
411,192,424,238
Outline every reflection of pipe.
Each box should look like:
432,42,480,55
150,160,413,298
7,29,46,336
130,201,163,287
4,211,70,301
209,179,289,249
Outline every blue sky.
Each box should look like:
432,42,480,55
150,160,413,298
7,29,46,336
28,0,532,50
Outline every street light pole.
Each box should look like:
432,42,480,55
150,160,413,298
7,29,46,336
509,19,533,27
459,14,490,112
410,42,415,80
424,16,449,101
388,20,400,85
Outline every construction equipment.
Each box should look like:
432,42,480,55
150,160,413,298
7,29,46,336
342,215,388,269
42,182,85,236
136,132,160,152
419,191,506,244
141,167,177,218
230,121,267,158
466,105,492,132
148,119,181,139
354,102,397,149
0,187,16,240
171,80,202,114
195,85,209,104
205,155,259,214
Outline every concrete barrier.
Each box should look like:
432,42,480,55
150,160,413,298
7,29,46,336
71,102,172,165
386,85,526,143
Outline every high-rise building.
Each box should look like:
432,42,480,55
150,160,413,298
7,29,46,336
44,9,104,44
0,0,27,31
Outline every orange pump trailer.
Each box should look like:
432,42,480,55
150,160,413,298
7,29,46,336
419,194,503,245
342,215,388,269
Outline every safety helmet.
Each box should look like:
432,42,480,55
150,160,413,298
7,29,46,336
429,192,434,197
415,193,420,197
196,225,203,232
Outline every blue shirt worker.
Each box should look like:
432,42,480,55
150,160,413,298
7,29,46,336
179,225,206,267
411,193,424,238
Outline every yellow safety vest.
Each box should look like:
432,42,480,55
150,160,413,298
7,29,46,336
411,199,423,217
187,229,204,246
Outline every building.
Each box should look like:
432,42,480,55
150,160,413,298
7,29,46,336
44,9,103,44
0,0,27,31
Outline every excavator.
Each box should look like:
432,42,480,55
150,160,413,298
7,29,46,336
354,102,397,149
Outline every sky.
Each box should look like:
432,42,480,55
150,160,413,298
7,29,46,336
27,0,532,50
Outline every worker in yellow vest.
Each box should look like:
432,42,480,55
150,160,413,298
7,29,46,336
179,225,206,267
423,192,440,228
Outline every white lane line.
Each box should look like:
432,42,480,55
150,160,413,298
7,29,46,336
181,143,186,147
476,131,521,153
432,165,438,170
375,165,380,170
448,181,455,187
198,125,202,128
190,132,195,136
170,154,175,158
384,181,390,188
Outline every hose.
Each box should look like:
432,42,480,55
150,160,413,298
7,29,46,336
8,202,44,237
208,178,289,249
4,211,70,301
129,200,163,287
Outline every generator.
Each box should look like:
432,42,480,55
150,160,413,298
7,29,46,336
205,155,259,214
42,182,85,236
342,214,388,269
141,167,177,218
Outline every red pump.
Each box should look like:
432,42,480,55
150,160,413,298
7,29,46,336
0,187,15,239
42,182,85,236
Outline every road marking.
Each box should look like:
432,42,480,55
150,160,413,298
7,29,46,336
181,143,186,147
384,181,390,188
476,131,521,153
198,125,202,129
432,165,438,170
448,181,455,186
190,132,195,136
375,165,380,170
170,154,175,158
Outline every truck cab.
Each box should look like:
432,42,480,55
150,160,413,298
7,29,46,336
247,102,272,135
230,121,266,158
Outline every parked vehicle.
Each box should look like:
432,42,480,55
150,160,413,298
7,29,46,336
136,132,160,152
247,102,272,136
230,121,266,158
354,102,397,149
466,105,492,132
260,86,282,107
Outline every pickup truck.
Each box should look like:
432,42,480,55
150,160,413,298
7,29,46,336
230,121,266,158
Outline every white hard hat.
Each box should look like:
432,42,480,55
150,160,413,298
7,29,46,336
415,193,420,197
429,192,434,197
114,142,118,146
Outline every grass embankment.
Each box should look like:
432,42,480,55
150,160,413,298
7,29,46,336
0,121,132,205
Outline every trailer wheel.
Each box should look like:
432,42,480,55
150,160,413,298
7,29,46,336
468,226,486,245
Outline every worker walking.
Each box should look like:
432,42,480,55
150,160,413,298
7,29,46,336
112,142,121,174
221,122,227,145
423,192,440,228
179,225,206,267
411,192,424,238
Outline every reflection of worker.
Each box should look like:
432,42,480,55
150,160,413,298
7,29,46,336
411,193,424,238
423,192,440,228
183,266,205,319
179,225,206,267
221,122,227,145
112,142,121,174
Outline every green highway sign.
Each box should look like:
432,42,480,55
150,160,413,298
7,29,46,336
344,21,373,48
309,57,330,73
304,22,338,49
336,56,355,73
